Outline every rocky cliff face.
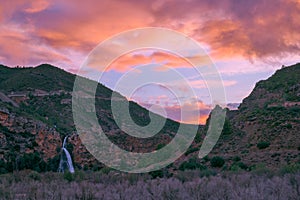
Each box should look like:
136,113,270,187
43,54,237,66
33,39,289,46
0,107,60,155
0,107,101,171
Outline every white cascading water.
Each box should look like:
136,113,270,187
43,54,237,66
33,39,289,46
58,136,75,173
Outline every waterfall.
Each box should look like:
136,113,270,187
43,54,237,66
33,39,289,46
63,136,67,148
58,136,75,173
62,148,75,173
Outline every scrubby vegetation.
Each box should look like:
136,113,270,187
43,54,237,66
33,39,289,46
0,170,299,199
179,157,206,171
210,156,225,168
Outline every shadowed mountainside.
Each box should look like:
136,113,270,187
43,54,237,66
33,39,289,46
203,63,300,170
0,64,191,173
0,63,299,174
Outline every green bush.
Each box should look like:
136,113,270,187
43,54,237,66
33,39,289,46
194,131,202,143
63,172,75,182
179,157,206,171
184,147,199,156
257,141,270,149
285,123,292,129
237,162,248,170
149,170,164,179
17,152,46,172
203,155,210,162
233,156,241,162
230,162,248,171
156,143,165,150
210,156,225,168
0,160,9,174
46,155,60,172
29,171,41,181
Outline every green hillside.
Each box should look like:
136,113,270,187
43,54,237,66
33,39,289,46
0,64,187,173
0,63,299,174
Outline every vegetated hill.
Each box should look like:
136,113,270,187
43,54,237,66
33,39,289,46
202,63,300,171
0,64,195,174
0,64,75,92
0,63,299,175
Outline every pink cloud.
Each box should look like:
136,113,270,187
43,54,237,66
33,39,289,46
189,79,237,89
1,0,299,71
24,0,50,13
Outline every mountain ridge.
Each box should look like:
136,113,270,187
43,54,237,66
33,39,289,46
0,63,299,174
0,63,185,173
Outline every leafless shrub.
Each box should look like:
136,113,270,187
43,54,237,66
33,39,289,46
0,170,299,200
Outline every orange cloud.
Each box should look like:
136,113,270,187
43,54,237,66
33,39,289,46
34,0,154,53
0,23,71,67
198,115,209,125
134,94,211,125
107,50,196,72
198,19,252,59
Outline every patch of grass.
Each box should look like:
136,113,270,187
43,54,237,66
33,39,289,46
279,163,300,175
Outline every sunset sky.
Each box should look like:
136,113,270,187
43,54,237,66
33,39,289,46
1,0,300,124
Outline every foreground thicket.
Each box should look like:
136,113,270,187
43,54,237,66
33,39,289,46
0,170,299,200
